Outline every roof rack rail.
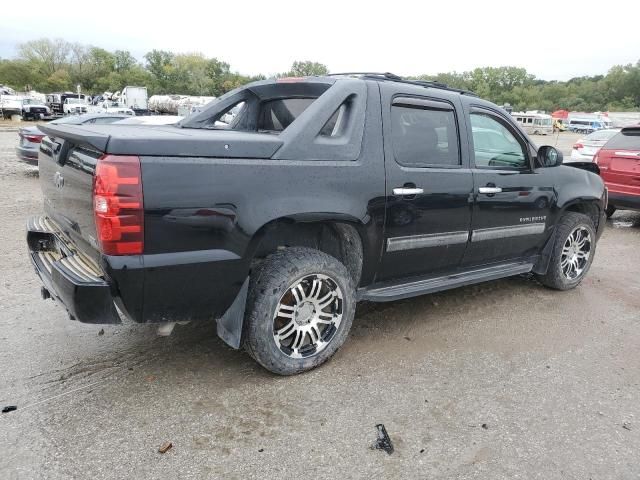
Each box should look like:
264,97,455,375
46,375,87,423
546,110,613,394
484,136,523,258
327,72,402,80
327,72,477,97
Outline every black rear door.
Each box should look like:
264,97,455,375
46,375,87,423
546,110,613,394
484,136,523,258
378,83,473,281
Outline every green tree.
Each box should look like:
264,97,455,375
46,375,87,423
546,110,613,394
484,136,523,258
286,60,329,77
44,69,72,91
144,49,175,91
17,38,71,77
114,50,137,73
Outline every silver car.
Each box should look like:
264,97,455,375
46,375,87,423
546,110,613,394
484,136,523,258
567,129,620,163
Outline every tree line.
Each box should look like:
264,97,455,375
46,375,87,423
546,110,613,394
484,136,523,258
1,38,639,112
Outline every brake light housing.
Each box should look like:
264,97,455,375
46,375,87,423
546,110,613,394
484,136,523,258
93,155,144,255
23,134,44,143
573,143,583,150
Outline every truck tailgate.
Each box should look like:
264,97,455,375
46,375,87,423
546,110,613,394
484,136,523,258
38,134,102,263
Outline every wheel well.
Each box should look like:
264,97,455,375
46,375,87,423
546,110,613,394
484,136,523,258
251,221,364,286
564,202,600,230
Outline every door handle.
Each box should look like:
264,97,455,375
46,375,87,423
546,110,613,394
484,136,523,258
478,187,502,194
393,187,424,196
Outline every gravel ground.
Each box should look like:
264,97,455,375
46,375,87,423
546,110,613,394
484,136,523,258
0,130,639,479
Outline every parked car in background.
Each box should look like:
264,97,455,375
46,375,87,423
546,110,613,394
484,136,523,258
21,98,50,120
0,95,23,119
15,113,132,165
63,97,89,115
567,118,608,134
47,92,90,116
567,129,620,163
88,100,135,116
596,126,640,217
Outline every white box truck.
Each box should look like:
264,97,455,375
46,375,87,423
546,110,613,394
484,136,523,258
120,86,148,114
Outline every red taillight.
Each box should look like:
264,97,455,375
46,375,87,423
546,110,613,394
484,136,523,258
573,143,583,150
23,134,44,143
93,155,144,255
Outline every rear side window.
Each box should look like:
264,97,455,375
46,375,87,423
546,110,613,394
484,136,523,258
391,104,460,167
258,98,316,132
604,129,640,150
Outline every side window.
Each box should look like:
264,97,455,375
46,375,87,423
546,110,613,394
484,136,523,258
470,112,528,169
391,104,460,167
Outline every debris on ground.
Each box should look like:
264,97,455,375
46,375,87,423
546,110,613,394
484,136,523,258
482,423,489,430
258,448,264,452
2,405,17,413
158,442,173,454
371,424,394,455
98,329,104,336
622,422,631,431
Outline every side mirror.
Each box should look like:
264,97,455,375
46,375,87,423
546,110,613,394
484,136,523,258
537,145,563,167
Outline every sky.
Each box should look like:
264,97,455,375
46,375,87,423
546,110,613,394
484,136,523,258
1,0,639,81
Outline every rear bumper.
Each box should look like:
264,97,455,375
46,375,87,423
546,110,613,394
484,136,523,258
15,146,39,166
608,192,640,211
26,215,246,328
567,151,593,163
26,216,121,324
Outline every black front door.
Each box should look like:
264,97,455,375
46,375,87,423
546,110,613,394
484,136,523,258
462,108,554,266
378,86,473,281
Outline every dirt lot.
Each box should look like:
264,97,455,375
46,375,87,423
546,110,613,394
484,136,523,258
0,130,639,479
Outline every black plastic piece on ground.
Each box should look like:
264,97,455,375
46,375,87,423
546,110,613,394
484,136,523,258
2,406,17,413
373,424,394,455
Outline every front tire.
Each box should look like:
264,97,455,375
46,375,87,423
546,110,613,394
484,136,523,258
535,212,596,290
243,247,356,375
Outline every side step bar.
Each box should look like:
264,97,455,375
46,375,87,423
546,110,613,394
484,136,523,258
358,261,534,302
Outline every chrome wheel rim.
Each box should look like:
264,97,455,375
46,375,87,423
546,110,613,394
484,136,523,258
561,226,592,280
272,273,343,359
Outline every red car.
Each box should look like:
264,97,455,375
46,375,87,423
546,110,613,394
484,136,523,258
595,126,640,217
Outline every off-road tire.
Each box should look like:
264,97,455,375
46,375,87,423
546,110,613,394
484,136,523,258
605,205,616,218
243,247,356,375
535,212,596,290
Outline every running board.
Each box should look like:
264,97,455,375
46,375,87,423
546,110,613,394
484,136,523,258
358,261,534,302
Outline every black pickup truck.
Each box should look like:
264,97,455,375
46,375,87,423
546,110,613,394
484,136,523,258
28,74,606,375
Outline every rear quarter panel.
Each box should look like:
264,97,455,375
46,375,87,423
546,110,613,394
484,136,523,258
139,82,386,322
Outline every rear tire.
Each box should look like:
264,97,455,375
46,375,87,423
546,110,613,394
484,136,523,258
605,205,616,218
535,212,596,290
243,247,356,375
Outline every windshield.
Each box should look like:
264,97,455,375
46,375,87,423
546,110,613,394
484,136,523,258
22,99,41,105
66,98,85,104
